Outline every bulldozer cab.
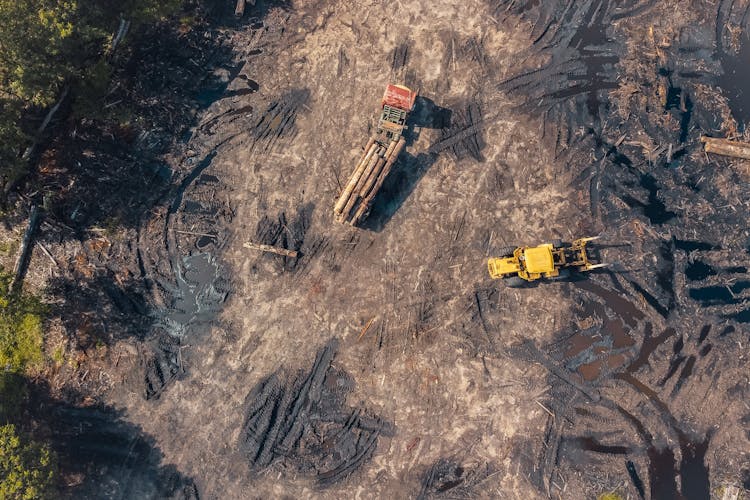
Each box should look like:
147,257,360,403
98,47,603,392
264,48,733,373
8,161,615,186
522,245,555,274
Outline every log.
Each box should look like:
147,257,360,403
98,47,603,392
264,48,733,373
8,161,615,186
235,0,245,17
339,146,382,221
243,242,298,258
333,141,377,216
110,19,131,55
349,147,383,197
11,205,40,291
701,136,750,160
351,137,406,224
358,139,398,199
21,88,69,162
358,157,386,198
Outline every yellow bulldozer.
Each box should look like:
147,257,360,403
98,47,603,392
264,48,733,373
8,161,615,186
488,237,606,287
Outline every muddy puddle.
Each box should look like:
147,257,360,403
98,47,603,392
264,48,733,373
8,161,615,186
155,253,228,338
689,280,750,305
559,298,638,382
576,281,645,327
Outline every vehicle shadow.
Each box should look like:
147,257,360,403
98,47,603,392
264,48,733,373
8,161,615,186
360,151,436,231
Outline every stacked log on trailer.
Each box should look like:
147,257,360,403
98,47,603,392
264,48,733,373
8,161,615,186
333,84,416,226
333,136,406,225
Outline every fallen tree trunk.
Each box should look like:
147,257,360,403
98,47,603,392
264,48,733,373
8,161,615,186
110,19,131,55
243,242,298,258
701,136,750,160
11,205,40,291
21,87,69,162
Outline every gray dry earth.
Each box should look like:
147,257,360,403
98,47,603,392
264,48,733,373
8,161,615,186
96,0,750,498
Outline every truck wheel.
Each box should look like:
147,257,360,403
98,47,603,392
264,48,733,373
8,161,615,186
552,238,563,249
495,246,516,258
504,276,526,288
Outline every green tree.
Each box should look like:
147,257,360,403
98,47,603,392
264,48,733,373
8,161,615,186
0,269,46,374
0,1,77,106
0,0,182,196
0,424,57,499
0,268,45,423
0,0,78,194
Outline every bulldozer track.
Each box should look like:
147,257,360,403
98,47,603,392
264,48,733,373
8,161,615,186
239,340,393,484
430,104,489,159
251,89,310,154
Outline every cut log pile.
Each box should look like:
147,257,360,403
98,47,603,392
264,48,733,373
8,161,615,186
333,136,406,226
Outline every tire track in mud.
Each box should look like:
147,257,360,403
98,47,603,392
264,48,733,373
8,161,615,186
495,0,655,145
134,15,313,400
530,271,748,498
238,339,394,485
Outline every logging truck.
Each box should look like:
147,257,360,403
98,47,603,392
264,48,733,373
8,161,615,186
333,84,417,225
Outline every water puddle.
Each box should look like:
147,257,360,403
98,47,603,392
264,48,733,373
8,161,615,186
225,87,258,98
155,253,228,338
627,325,675,373
564,299,634,381
576,281,645,327
729,308,750,323
571,436,629,454
673,239,716,252
196,85,228,108
626,460,646,499
196,235,215,249
628,279,669,318
685,261,716,281
621,174,677,225
648,446,679,498
677,433,711,499
689,281,750,305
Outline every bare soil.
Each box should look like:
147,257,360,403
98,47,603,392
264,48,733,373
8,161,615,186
10,0,750,498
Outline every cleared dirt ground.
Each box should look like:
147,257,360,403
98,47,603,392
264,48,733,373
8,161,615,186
15,0,749,498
